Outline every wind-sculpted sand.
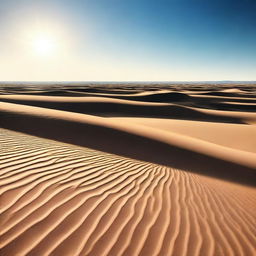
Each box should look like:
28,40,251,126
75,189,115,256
0,83,256,255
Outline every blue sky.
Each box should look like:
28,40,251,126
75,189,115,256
0,0,255,81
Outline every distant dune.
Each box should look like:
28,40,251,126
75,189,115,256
1,83,256,255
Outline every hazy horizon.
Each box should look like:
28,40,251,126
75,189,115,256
1,80,256,85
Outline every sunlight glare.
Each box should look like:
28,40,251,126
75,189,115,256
32,34,57,56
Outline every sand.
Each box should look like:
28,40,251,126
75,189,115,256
0,82,256,255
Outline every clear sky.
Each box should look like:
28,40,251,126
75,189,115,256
0,0,255,81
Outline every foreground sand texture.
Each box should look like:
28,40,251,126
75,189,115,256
1,82,256,255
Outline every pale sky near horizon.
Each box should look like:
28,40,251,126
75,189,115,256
0,0,255,81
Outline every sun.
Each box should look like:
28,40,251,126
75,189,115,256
31,34,58,56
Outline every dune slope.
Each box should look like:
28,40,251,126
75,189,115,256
1,101,256,186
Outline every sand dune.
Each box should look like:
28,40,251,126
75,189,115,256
1,83,256,256
1,94,256,123
111,118,256,153
1,101,256,186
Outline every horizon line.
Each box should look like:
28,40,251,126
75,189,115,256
1,80,256,83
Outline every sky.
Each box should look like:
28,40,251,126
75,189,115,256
0,0,255,81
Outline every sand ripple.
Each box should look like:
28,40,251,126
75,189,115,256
1,129,255,256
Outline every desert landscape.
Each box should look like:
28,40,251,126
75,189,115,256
0,82,256,256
